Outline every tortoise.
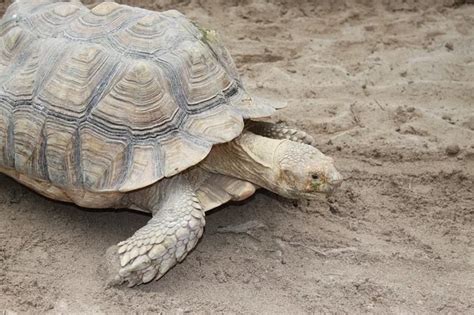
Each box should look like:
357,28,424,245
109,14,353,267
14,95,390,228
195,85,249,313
0,0,343,286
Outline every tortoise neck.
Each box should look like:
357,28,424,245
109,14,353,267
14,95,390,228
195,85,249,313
200,131,283,191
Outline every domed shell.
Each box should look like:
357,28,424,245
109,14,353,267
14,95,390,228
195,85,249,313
0,1,275,192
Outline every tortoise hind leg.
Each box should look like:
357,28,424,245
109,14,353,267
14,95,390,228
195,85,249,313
106,176,205,287
247,121,315,146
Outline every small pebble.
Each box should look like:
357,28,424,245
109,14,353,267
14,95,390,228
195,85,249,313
445,42,454,51
446,144,460,156
364,25,375,32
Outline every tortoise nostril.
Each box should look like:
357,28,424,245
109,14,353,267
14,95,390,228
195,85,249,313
311,174,319,180
330,174,343,187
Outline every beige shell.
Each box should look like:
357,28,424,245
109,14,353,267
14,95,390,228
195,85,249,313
0,1,274,193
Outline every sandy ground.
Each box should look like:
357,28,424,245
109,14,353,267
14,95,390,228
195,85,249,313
1,0,473,313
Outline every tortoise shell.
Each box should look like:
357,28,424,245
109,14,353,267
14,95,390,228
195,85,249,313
0,1,274,192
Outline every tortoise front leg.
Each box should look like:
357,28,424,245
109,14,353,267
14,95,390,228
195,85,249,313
106,176,205,287
247,121,315,146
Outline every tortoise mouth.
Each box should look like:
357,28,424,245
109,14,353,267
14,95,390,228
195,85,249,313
284,187,335,200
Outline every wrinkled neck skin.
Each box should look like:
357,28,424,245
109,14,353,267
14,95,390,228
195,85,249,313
200,131,284,193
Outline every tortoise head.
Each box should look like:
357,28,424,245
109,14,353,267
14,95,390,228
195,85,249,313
201,131,342,200
273,141,343,199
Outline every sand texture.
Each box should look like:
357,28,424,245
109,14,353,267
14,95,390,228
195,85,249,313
0,0,473,313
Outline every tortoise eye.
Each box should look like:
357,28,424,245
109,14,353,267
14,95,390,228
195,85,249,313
311,174,319,180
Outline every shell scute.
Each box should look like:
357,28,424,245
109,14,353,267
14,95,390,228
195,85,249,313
89,60,179,132
53,3,81,18
175,40,233,106
65,4,140,41
0,25,30,72
79,127,129,190
43,120,78,187
20,2,84,38
38,45,114,114
90,2,122,17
